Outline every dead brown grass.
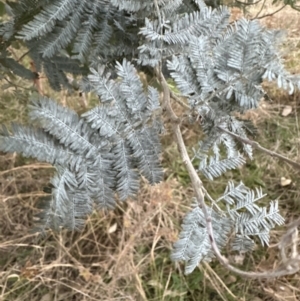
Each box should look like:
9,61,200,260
0,165,184,300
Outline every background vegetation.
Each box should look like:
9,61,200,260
0,1,300,300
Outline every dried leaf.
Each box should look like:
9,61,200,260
79,267,92,282
7,274,20,281
281,105,292,117
90,274,102,283
163,290,187,297
232,254,245,264
41,293,52,301
123,216,131,228
280,177,292,187
148,280,163,289
108,223,117,233
20,261,39,279
225,275,237,285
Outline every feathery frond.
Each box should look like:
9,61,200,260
0,59,163,230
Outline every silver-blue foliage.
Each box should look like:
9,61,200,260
0,59,163,231
0,0,297,274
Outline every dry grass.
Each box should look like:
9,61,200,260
1,2,300,300
0,163,184,300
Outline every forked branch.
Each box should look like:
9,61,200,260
218,126,300,171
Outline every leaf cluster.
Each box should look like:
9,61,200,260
0,59,163,231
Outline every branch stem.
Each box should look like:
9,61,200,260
158,69,300,278
218,126,300,171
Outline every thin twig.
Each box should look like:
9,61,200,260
254,0,267,19
1,192,48,203
3,77,33,91
0,163,53,176
155,67,180,123
17,50,30,63
235,0,263,6
170,91,190,110
218,126,300,171
254,4,287,20
153,0,162,32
